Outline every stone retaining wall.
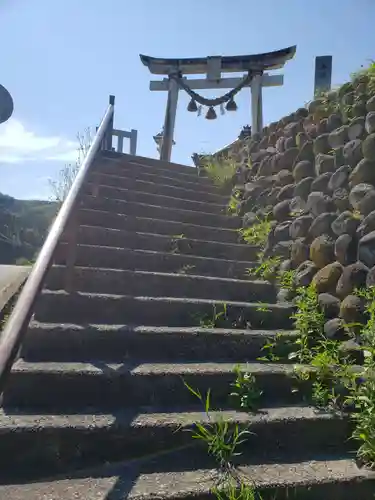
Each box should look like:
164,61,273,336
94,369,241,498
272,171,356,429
206,70,375,350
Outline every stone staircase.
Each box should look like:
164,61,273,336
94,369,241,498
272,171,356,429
0,152,374,499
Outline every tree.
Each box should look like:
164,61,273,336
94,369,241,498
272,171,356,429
49,127,92,203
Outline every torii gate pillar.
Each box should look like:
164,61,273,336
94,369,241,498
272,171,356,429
140,47,296,162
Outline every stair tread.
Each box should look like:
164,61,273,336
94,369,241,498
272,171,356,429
29,321,297,337
0,455,372,499
0,405,341,429
50,265,269,286
77,223,248,247
81,196,239,227
86,182,227,210
13,360,296,375
40,289,291,308
89,172,228,200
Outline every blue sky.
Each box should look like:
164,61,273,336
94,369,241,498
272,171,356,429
0,0,374,200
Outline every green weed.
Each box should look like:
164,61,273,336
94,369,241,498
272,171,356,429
184,382,250,473
230,365,263,412
246,255,281,282
202,157,238,188
239,217,271,249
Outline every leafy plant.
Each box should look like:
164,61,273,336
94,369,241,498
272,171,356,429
230,365,263,412
184,382,250,472
213,482,260,500
227,190,242,216
239,217,271,249
290,283,325,363
202,157,238,187
247,255,281,282
170,234,186,254
198,303,229,329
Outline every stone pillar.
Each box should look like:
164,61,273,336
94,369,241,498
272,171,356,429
160,76,179,162
251,74,263,134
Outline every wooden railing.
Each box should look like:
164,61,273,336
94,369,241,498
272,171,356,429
0,95,116,394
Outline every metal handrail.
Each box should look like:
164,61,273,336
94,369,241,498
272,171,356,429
0,95,115,393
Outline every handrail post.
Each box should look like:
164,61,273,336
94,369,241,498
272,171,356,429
103,95,115,151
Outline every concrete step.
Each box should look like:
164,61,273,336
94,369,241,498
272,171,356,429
22,323,297,362
46,266,275,303
88,171,227,204
0,406,351,483
5,361,305,410
34,291,294,329
72,225,258,261
75,210,239,244
94,159,220,193
54,244,256,279
99,151,206,181
80,195,239,229
84,182,226,216
2,454,372,500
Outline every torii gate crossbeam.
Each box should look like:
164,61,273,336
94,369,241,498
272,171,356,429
140,46,296,162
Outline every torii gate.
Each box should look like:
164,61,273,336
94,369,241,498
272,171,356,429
140,46,296,162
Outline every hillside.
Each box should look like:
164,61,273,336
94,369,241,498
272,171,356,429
0,192,57,264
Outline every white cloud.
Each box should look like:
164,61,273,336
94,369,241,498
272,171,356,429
0,119,78,164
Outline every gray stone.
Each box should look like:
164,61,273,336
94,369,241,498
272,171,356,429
333,188,350,211
365,111,375,134
324,318,350,341
276,169,294,186
309,212,336,239
338,339,364,365
313,134,330,155
284,137,296,150
329,165,351,191
366,96,375,113
273,200,291,222
340,294,366,325
358,190,375,216
328,125,348,149
277,184,295,202
331,211,360,236
278,147,299,171
358,230,375,268
311,172,332,194
289,215,313,239
312,261,343,293
336,262,369,299
362,133,375,161
310,235,335,268
273,240,293,259
349,183,375,210
315,154,335,175
274,222,292,243
350,158,375,186
347,117,366,141
327,113,342,132
318,293,341,319
306,192,334,216
343,139,363,166
291,238,310,267
242,212,258,228
293,160,315,182
295,260,318,287
366,265,375,286
357,210,375,238
294,177,314,200
335,234,357,266
289,196,306,214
